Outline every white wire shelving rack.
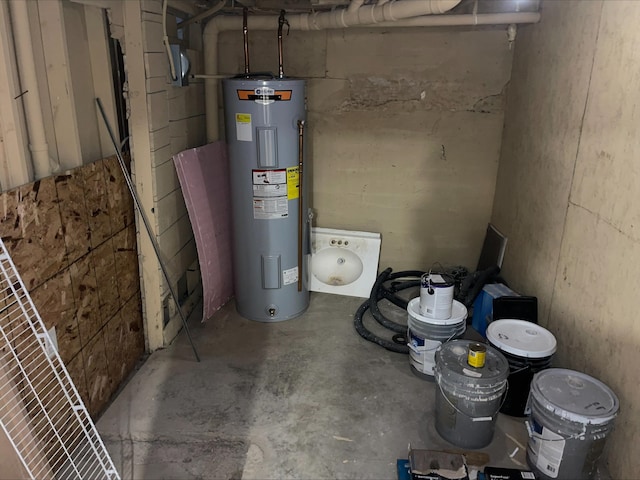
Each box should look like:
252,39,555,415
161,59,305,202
0,239,120,479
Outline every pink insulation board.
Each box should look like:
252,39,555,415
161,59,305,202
173,141,233,321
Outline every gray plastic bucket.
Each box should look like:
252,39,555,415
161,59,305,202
526,368,619,480
434,339,509,449
407,298,467,380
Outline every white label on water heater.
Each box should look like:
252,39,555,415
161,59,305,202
252,169,289,219
283,266,298,286
253,169,287,185
253,197,288,219
236,113,252,142
253,184,285,197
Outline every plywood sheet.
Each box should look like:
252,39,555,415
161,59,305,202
104,155,135,231
29,269,80,364
105,294,144,390
173,141,233,321
54,172,91,265
0,178,67,291
70,252,101,345
92,237,120,324
103,310,127,389
83,330,110,417
113,224,140,303
82,160,112,249
64,351,89,410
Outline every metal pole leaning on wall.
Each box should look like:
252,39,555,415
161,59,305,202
96,98,201,362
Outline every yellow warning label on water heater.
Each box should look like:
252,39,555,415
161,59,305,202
287,167,299,200
235,113,252,142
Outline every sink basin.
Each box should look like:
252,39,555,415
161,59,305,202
311,248,364,286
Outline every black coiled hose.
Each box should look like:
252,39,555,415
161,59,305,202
354,265,500,354
353,268,425,354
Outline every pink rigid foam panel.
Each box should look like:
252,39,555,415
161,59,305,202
173,141,233,321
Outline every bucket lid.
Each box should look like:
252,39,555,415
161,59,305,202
408,298,467,326
531,368,619,425
486,319,557,358
435,339,509,383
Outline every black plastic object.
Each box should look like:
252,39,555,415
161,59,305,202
354,267,473,354
492,295,538,324
457,265,501,309
353,268,425,354
476,223,507,272
482,467,537,480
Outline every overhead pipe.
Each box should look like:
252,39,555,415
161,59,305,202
10,0,58,180
243,7,250,75
177,0,226,28
204,2,541,141
277,10,288,79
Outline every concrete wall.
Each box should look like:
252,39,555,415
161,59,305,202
492,1,639,476
218,26,513,271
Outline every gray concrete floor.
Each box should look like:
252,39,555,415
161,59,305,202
97,292,532,480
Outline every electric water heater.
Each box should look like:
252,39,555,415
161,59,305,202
222,76,310,322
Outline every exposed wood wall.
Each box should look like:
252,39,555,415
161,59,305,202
121,0,205,349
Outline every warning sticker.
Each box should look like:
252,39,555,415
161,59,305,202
253,197,288,219
253,169,287,185
236,113,252,142
287,167,299,200
253,184,285,197
252,169,288,219
283,266,298,286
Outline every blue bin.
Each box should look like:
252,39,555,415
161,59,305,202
471,283,518,337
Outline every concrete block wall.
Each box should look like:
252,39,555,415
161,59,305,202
218,26,513,271
491,1,640,477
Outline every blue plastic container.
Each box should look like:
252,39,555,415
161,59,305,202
471,283,517,336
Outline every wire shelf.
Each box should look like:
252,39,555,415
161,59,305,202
0,239,120,479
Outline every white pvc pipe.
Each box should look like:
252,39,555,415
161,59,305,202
178,0,226,28
204,5,541,141
10,0,54,180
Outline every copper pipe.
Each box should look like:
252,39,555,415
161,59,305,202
277,10,288,79
243,7,250,75
297,120,305,292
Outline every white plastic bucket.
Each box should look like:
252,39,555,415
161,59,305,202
407,298,467,379
526,369,619,480
486,319,557,417
419,273,454,319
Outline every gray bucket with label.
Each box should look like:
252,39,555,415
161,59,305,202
407,298,467,381
434,339,509,449
526,368,619,480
